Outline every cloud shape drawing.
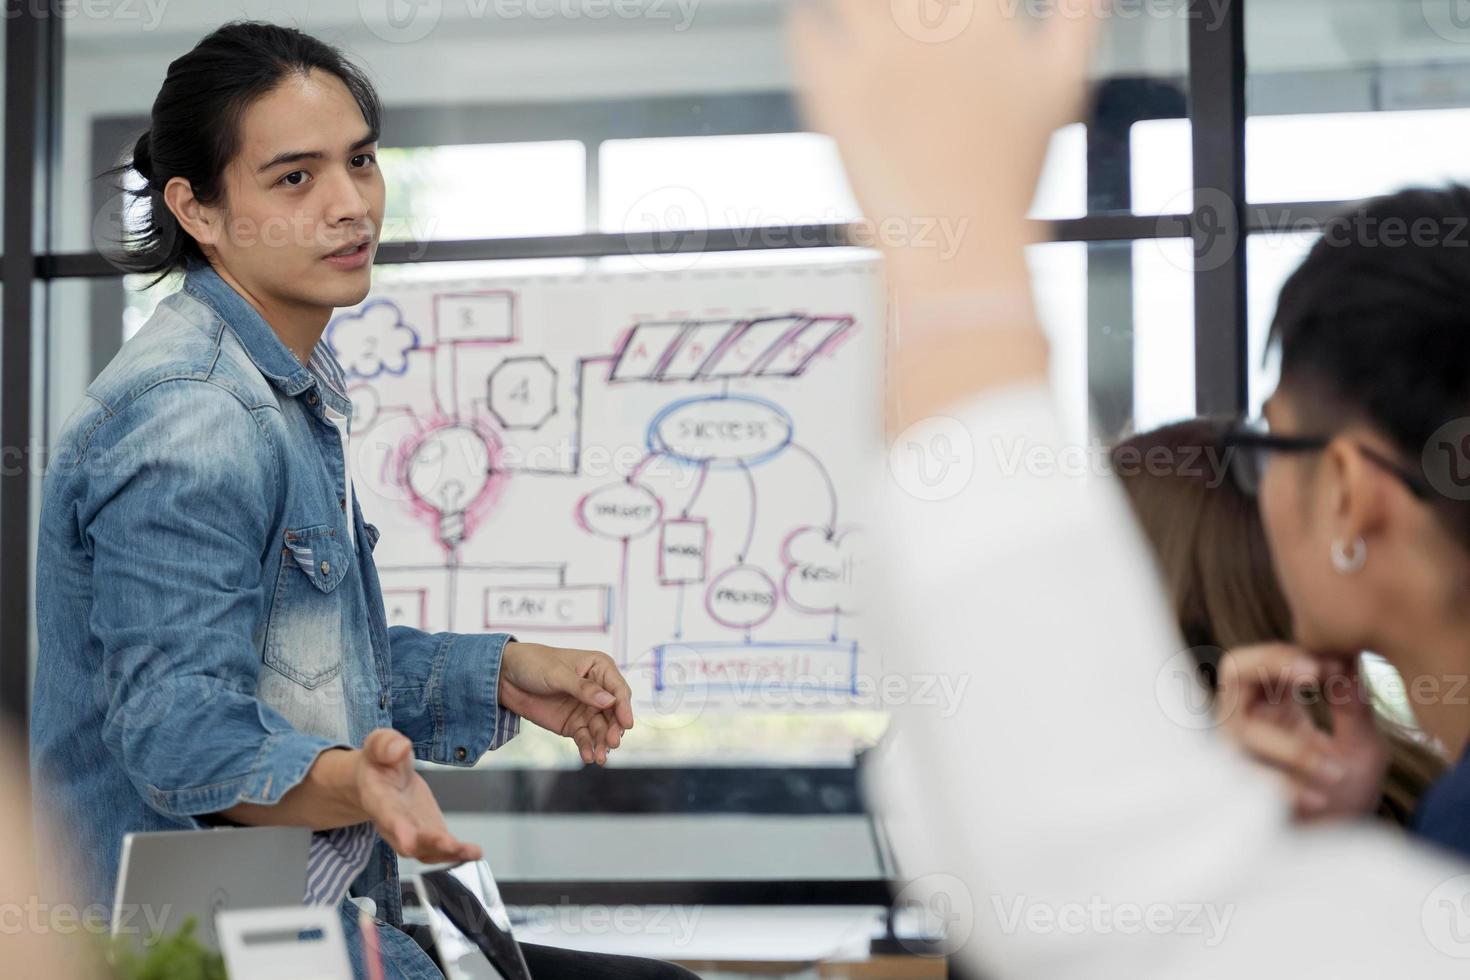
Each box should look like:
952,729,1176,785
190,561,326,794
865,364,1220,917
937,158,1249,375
327,299,419,380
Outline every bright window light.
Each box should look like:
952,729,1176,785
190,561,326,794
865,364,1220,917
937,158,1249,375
378,141,586,241
599,133,859,233
1131,118,1194,215
1131,238,1196,432
1246,231,1317,414
1247,108,1470,202
1030,124,1087,220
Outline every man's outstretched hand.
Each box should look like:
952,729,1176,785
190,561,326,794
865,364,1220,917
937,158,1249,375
356,728,484,864
497,642,635,765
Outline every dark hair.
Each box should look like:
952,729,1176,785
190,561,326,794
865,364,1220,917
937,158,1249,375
1112,417,1447,827
103,22,382,284
1111,418,1288,668
1268,183,1470,544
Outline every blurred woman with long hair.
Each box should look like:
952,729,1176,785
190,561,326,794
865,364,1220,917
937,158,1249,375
1112,418,1445,825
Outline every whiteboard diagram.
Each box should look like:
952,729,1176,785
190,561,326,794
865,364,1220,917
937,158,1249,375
333,259,885,709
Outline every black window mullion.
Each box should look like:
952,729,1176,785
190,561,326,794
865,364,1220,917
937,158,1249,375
1188,0,1249,417
1081,76,1183,439
1,1,60,738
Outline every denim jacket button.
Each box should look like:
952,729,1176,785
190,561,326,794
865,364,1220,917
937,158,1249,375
455,747,468,761
319,560,331,576
306,391,319,406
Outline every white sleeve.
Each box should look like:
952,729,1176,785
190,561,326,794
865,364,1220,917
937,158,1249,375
869,380,1470,978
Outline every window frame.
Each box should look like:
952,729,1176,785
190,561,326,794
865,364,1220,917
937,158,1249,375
0,0,1429,902
0,0,1255,765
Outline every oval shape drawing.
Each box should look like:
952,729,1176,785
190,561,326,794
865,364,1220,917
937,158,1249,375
576,481,663,540
647,395,793,468
705,564,779,629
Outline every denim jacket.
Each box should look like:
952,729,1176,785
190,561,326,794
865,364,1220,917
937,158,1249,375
33,261,517,979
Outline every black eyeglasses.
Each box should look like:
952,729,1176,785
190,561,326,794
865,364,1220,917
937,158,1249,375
1219,418,1433,500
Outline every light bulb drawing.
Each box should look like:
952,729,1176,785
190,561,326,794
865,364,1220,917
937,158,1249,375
406,423,494,551
405,423,499,629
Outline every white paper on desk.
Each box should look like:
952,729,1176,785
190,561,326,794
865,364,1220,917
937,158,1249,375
510,905,879,962
216,906,353,980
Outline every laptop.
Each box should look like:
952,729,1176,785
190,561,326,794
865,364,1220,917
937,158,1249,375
111,826,312,950
402,860,532,980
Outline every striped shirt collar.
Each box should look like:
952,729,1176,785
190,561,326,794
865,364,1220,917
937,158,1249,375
308,340,350,402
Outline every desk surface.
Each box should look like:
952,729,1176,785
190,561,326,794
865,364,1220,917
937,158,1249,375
674,957,946,979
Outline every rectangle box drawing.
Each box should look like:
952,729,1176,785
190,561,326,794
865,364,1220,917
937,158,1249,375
658,518,709,585
484,585,613,632
652,640,859,695
382,588,428,630
434,291,517,344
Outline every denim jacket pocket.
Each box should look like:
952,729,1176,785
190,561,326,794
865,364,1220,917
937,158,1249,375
263,524,348,689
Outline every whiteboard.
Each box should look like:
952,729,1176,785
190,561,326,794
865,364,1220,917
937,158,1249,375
331,257,886,711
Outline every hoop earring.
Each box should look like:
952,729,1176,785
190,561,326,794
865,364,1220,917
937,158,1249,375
1331,537,1367,574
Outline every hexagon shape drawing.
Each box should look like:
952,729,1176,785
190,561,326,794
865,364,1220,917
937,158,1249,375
488,356,558,430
